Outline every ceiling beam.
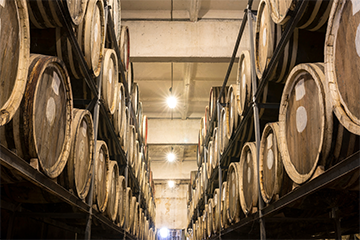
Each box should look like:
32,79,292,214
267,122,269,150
181,63,196,120
122,20,248,62
189,0,202,22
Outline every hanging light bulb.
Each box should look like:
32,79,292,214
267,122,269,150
166,95,177,109
168,180,175,188
167,152,176,162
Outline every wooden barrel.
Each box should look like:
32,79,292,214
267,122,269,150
124,187,132,232
220,107,230,155
227,162,242,224
207,141,214,179
94,140,110,212
211,128,219,169
102,48,118,115
108,0,121,42
269,0,333,31
10,54,72,178
279,63,359,184
137,100,143,130
213,188,221,233
144,219,149,240
227,85,240,139
207,199,213,237
198,216,203,240
237,50,252,117
106,160,120,222
135,149,142,179
127,125,136,168
133,140,139,176
131,82,140,116
197,129,204,168
119,25,130,72
221,181,229,228
116,175,126,227
59,108,94,200
139,161,145,189
113,82,126,140
259,122,292,204
239,142,259,215
205,105,210,135
138,209,143,240
129,196,136,234
123,106,129,152
27,0,88,28
208,86,229,124
325,0,360,135
255,0,324,83
201,162,207,195
133,201,139,237
64,0,105,79
193,221,197,240
0,0,30,126
140,114,148,145
142,170,148,196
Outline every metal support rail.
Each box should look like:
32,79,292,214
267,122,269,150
0,144,90,214
208,151,360,239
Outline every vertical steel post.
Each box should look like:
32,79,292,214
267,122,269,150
217,100,222,240
247,8,266,240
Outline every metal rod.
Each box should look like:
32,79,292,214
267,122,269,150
217,100,222,240
247,7,266,240
204,5,249,146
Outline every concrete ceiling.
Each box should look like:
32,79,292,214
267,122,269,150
122,0,259,178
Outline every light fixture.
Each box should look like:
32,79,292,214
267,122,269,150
167,152,176,162
168,180,175,188
160,227,169,238
166,95,177,109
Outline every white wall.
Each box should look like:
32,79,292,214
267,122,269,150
155,182,189,229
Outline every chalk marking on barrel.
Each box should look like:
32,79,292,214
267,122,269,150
295,78,305,101
247,167,251,184
351,0,360,15
232,182,235,197
267,133,273,149
52,72,60,95
109,68,112,84
94,22,99,43
267,148,274,170
242,73,246,89
356,23,360,58
79,140,85,162
46,97,56,125
263,27,267,47
296,106,308,133
99,152,104,181
82,120,87,137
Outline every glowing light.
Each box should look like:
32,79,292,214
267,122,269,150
167,152,176,162
160,227,169,238
166,96,177,109
168,180,175,188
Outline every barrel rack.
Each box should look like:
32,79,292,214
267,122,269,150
188,0,360,239
0,0,154,239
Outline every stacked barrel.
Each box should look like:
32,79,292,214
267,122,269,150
186,0,360,238
0,0,155,238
